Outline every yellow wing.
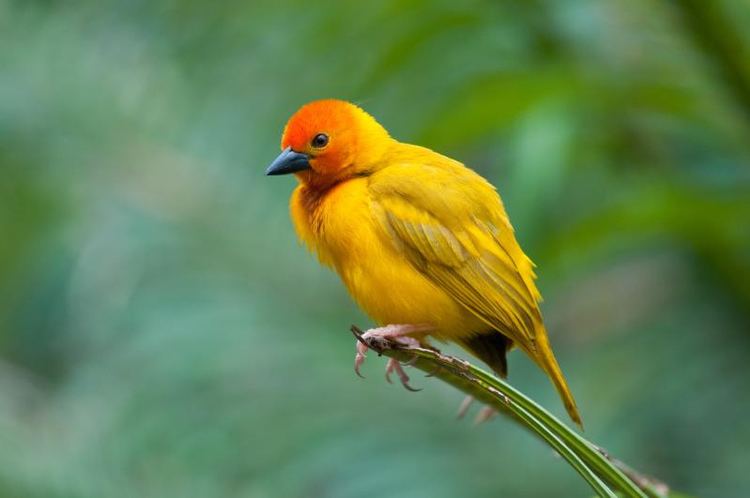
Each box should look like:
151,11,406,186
370,159,541,351
370,153,582,426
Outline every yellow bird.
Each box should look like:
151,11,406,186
266,99,582,427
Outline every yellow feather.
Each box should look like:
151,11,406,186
283,100,582,426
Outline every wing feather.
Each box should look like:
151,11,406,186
371,161,542,351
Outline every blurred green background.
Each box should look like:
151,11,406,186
2,0,750,496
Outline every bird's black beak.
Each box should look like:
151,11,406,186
265,147,311,176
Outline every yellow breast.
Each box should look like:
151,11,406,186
290,178,484,340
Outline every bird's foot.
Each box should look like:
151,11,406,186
352,324,431,391
384,358,421,392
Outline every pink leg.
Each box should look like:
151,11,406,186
353,324,432,391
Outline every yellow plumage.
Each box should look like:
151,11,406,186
272,99,581,426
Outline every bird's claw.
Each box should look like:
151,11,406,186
353,332,369,378
385,358,421,392
352,324,425,392
354,352,366,378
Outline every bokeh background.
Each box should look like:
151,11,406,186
2,0,749,496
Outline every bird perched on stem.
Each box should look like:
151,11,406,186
266,99,582,427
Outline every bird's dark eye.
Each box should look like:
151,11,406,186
311,133,329,148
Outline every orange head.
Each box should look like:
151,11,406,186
266,99,391,185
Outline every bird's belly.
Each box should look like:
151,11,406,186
340,250,484,341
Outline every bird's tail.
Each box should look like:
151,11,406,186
532,330,583,429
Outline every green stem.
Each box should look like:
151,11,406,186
467,363,652,497
352,326,670,498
